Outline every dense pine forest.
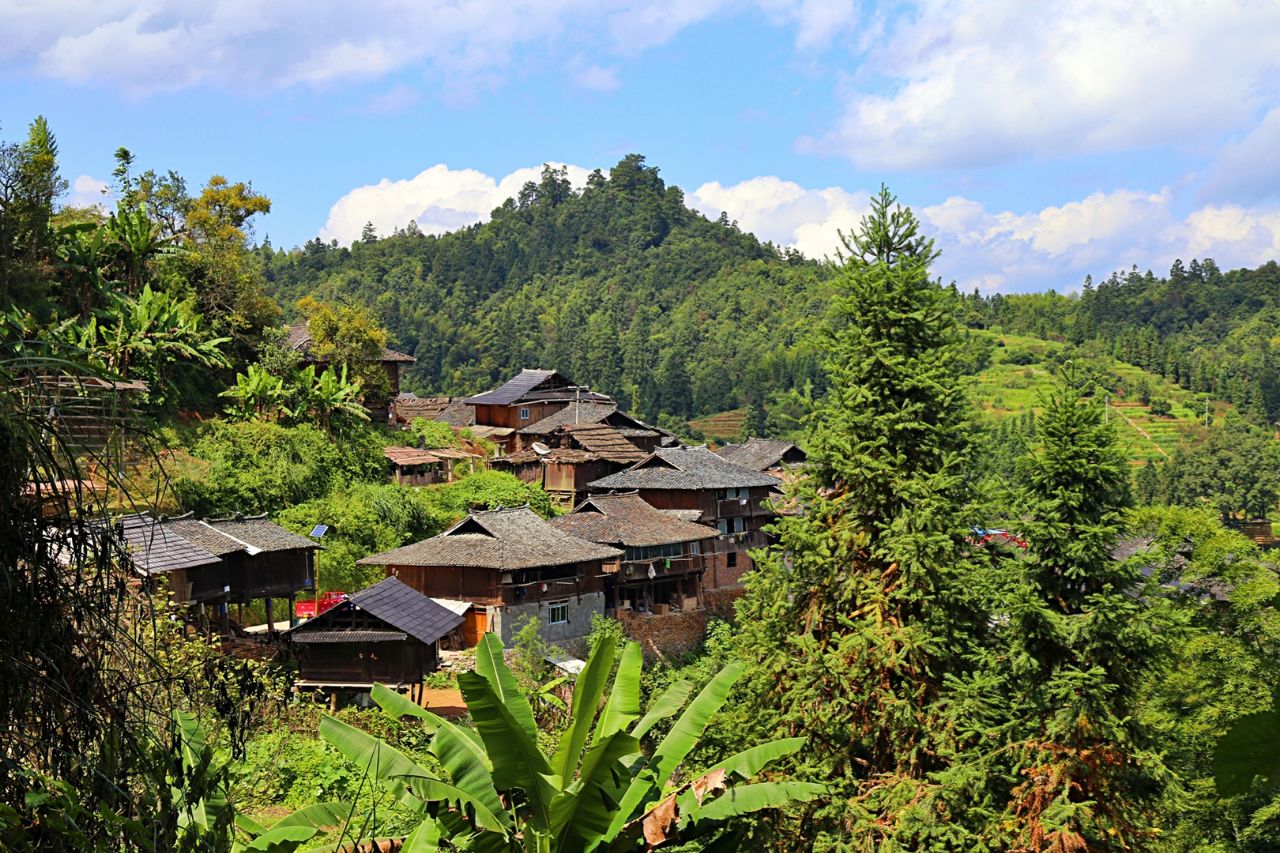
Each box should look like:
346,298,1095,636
6,116,1280,850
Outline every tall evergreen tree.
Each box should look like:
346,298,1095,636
735,187,980,847
980,374,1172,848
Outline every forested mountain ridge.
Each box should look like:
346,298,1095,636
261,155,834,423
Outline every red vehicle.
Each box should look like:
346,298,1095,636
295,591,346,620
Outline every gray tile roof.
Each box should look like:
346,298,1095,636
519,402,618,434
561,423,647,463
392,394,475,427
117,515,222,575
205,518,319,553
349,576,466,643
166,519,249,556
588,446,781,492
291,629,408,643
715,438,807,472
465,369,562,405
357,506,621,569
550,492,717,548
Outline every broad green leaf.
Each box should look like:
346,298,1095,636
650,662,744,788
631,680,694,740
679,781,825,830
318,715,429,799
395,775,510,835
431,720,507,826
401,816,446,852
553,634,618,784
473,633,538,741
235,812,268,837
1214,710,1280,795
371,682,445,733
458,671,558,831
269,801,355,832
549,730,642,850
243,826,316,852
596,642,643,743
674,738,808,818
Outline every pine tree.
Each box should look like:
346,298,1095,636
984,374,1172,848
735,187,980,847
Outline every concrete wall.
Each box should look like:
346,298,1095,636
488,592,606,647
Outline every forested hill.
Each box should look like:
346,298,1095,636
260,155,834,424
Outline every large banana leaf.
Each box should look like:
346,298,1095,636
269,801,356,832
318,715,429,802
631,680,694,739
699,737,807,781
649,662,744,787
549,730,642,852
401,816,446,852
395,775,510,835
678,781,826,831
595,642,643,743
473,633,538,741
236,825,316,852
371,682,445,733
553,635,617,784
432,720,506,824
458,670,558,832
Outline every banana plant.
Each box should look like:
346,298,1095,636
221,364,292,422
296,364,369,433
319,633,825,851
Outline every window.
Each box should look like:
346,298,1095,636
518,407,530,420
733,517,746,534
726,551,737,568
548,600,569,624
717,519,729,535
690,541,701,555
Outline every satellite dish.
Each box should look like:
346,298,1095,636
532,442,550,455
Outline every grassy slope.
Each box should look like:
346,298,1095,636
975,332,1229,464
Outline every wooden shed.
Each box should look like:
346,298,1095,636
287,576,465,698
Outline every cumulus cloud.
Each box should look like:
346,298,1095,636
319,162,593,244
689,174,1280,292
66,174,110,210
812,0,1280,169
6,1,850,96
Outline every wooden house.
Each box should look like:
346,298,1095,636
286,577,464,699
287,321,415,415
490,422,646,506
118,514,319,632
390,394,474,430
465,369,613,452
357,506,621,647
714,438,807,474
384,446,449,486
550,492,717,615
587,446,780,592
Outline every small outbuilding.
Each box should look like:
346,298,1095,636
287,576,465,700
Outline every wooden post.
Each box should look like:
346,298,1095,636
287,593,296,628
264,597,274,638
329,692,338,712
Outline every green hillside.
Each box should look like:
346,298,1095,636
974,332,1229,464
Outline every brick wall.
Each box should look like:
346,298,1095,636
614,607,711,660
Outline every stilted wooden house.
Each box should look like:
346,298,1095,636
118,514,319,632
286,577,465,699
357,506,621,646
587,446,780,592
550,492,717,615
287,321,415,415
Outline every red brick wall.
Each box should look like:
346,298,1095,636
614,607,710,660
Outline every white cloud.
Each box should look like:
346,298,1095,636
688,174,1280,292
573,64,621,92
5,1,850,96
364,84,422,115
319,162,593,244
66,174,109,209
1201,107,1280,204
813,0,1280,169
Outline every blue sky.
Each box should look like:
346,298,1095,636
5,0,1280,292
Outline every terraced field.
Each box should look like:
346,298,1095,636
689,408,747,442
974,332,1227,464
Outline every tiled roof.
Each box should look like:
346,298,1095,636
562,423,647,463
519,402,618,434
392,395,475,427
167,519,250,557
588,446,781,491
464,369,562,405
550,492,717,548
494,447,601,466
117,515,222,575
662,509,705,523
715,438,807,472
358,506,621,569
384,446,443,467
205,518,319,553
291,629,408,643
349,577,465,644
288,321,415,364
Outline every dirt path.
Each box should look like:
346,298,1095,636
1112,407,1169,459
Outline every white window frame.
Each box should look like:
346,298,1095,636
548,599,569,625
518,407,530,420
